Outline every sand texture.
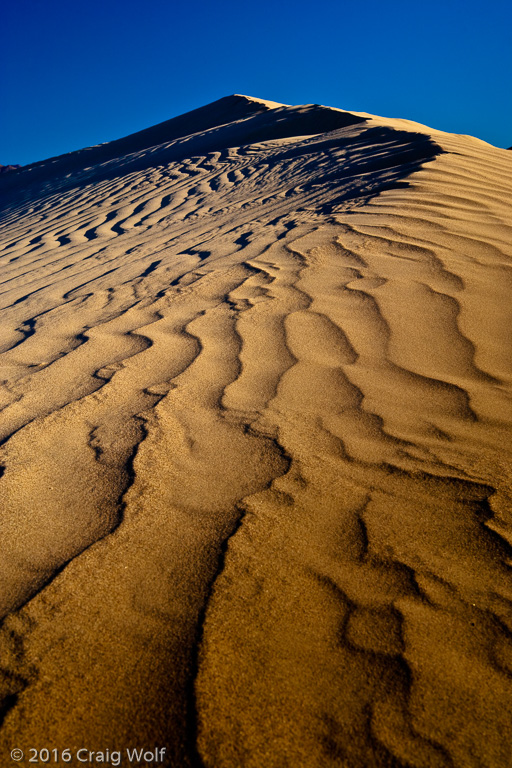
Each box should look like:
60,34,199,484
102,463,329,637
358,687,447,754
0,95,511,767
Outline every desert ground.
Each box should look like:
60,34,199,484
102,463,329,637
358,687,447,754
0,95,511,767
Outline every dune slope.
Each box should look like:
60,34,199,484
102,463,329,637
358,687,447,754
0,95,511,768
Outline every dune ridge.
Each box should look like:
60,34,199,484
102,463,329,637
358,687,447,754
0,96,511,767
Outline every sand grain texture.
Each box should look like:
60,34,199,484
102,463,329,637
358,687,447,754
0,95,511,767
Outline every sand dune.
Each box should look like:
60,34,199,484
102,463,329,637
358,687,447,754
0,95,511,767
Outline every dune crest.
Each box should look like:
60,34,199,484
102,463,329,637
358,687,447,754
0,96,511,767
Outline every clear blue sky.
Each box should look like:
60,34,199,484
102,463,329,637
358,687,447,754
1,0,511,166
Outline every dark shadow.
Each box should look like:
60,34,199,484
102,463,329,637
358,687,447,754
0,98,367,210
139,259,162,278
0,693,18,728
0,105,441,225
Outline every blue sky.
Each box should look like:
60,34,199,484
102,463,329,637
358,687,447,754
1,0,511,165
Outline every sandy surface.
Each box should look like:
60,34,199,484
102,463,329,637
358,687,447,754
0,94,511,767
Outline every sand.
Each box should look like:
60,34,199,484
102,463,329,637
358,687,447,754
0,94,511,767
